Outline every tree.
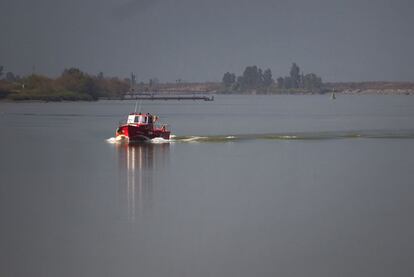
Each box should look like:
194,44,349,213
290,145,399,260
258,68,264,86
299,73,304,88
303,73,322,90
58,68,99,99
97,77,129,98
97,72,104,80
62,68,84,79
262,69,273,87
275,63,323,91
130,72,136,90
222,72,236,87
289,63,300,88
0,66,3,78
277,77,284,88
239,66,262,89
283,76,293,89
24,74,55,93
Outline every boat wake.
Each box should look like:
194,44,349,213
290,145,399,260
107,129,414,144
106,136,171,144
150,137,173,144
106,136,128,144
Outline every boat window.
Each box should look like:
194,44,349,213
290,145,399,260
127,115,135,123
135,116,147,124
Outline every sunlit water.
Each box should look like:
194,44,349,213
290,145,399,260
1,95,414,277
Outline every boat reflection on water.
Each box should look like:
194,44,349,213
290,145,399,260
116,143,170,221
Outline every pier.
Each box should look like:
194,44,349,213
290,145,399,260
102,94,214,101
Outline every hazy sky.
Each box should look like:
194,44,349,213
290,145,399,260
1,0,413,82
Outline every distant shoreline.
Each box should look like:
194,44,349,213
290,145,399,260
1,90,413,103
2,65,414,102
1,81,414,103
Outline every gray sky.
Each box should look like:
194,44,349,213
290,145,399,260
1,0,413,82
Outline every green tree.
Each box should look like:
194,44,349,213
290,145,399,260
275,63,323,91
239,66,262,89
222,72,236,87
258,68,264,86
277,77,284,88
262,68,273,87
283,76,293,89
23,74,55,93
289,63,300,88
58,68,99,99
0,66,3,78
96,77,129,98
303,73,322,90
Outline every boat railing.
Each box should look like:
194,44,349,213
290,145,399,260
118,120,150,125
155,123,170,130
118,120,169,130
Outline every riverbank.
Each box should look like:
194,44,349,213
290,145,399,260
2,80,414,102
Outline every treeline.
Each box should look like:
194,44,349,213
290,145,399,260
222,63,323,93
0,66,129,101
222,66,273,91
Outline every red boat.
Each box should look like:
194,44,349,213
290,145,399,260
115,112,170,142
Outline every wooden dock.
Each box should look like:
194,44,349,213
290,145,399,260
103,94,214,101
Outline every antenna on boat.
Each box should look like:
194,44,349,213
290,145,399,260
134,99,142,113
134,100,138,113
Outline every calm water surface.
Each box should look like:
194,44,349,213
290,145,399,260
1,95,414,277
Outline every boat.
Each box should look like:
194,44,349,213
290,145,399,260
115,112,170,142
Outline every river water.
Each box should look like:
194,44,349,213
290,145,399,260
1,95,414,277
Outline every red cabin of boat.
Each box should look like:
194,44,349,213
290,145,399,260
115,113,170,142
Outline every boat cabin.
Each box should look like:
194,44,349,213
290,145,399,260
127,113,154,125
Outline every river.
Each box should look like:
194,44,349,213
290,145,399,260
1,95,414,276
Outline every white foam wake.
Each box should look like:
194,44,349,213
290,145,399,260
179,136,208,142
106,136,128,144
150,137,172,144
